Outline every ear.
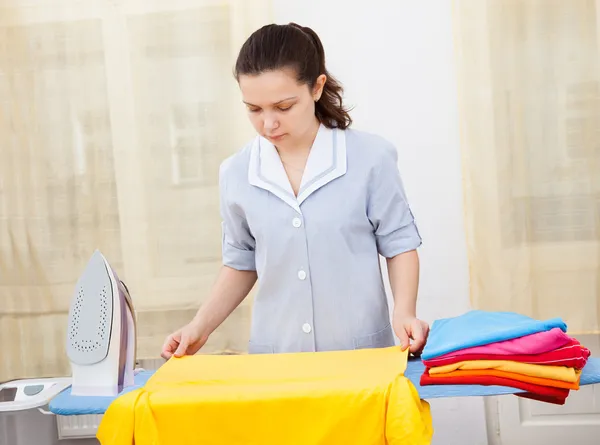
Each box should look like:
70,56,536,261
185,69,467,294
313,74,327,101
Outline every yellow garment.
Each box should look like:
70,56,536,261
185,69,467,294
429,360,578,383
97,346,432,445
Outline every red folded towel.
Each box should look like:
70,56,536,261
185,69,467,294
423,339,590,370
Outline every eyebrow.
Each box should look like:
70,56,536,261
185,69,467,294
243,96,298,107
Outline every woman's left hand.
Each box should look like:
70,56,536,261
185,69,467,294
393,313,430,355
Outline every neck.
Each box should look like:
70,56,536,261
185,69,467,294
275,118,321,157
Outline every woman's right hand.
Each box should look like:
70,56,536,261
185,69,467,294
161,318,208,360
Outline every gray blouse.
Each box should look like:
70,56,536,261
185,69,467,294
219,124,422,354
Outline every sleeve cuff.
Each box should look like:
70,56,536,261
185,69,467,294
376,222,422,258
222,244,256,271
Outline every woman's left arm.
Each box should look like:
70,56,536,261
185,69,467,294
387,249,430,354
366,142,430,354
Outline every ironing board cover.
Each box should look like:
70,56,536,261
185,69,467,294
96,346,433,445
48,357,600,417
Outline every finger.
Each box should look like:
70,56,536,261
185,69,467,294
409,320,425,353
422,321,430,339
161,343,177,360
160,340,172,360
397,327,411,351
161,335,178,359
162,335,178,352
410,338,425,354
173,335,189,358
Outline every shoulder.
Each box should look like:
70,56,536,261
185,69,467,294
343,127,399,168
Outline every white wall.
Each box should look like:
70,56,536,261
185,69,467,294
271,1,488,444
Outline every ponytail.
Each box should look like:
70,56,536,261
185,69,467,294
289,24,353,129
234,23,353,129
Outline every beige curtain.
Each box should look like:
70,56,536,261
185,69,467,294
0,0,271,383
453,0,600,334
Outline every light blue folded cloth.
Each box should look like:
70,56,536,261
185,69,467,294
421,310,567,360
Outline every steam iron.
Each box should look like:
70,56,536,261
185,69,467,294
66,250,137,397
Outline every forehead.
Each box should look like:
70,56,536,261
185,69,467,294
238,69,307,105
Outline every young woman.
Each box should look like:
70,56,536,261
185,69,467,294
161,23,429,359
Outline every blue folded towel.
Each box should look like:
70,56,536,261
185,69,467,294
421,310,567,360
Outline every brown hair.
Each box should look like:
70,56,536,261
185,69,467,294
234,23,353,130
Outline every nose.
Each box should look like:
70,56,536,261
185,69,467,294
263,112,279,133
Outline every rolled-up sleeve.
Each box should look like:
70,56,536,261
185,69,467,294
219,164,256,271
367,146,422,258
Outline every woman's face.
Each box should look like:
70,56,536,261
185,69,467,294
238,68,325,148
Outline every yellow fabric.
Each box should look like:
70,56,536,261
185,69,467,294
429,360,578,383
97,346,433,445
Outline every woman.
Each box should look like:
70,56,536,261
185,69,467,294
161,23,429,359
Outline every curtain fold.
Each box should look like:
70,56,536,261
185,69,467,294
0,0,271,383
452,0,600,334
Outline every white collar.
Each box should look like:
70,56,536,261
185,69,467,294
248,124,347,214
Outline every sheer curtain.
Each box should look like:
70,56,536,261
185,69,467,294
0,0,271,383
453,0,600,334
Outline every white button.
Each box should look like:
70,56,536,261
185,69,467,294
302,323,312,334
292,217,302,228
297,270,307,280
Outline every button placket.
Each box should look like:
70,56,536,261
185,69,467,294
292,211,315,351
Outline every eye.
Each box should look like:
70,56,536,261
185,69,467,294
248,107,260,113
278,105,293,112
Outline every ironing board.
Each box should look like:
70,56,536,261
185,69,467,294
48,357,600,416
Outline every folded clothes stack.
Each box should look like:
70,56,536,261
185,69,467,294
420,311,591,405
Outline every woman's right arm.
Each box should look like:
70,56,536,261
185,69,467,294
162,159,257,359
161,265,257,359
191,265,257,346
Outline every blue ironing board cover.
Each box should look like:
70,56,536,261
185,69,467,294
48,357,600,416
